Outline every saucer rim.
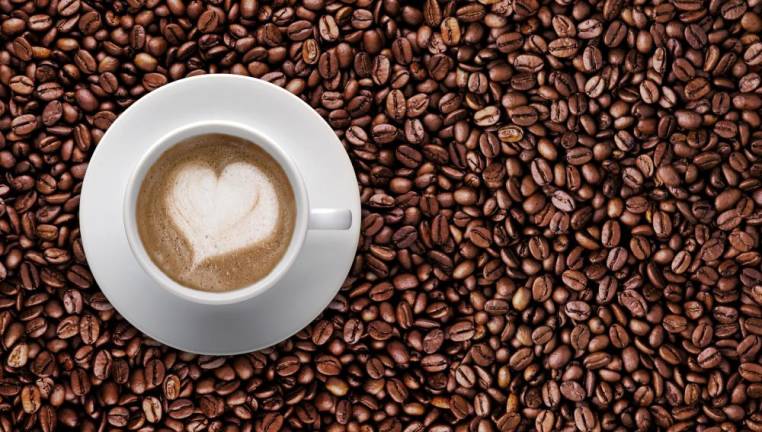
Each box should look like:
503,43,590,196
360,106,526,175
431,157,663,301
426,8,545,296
80,75,361,354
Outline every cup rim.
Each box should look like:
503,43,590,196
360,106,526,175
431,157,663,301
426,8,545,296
123,120,309,305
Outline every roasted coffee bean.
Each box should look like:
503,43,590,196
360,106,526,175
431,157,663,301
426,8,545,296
548,37,579,58
143,396,162,423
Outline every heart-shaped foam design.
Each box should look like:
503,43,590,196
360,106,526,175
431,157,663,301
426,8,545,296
167,162,279,266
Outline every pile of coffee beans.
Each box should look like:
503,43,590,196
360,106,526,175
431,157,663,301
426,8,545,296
1,0,762,430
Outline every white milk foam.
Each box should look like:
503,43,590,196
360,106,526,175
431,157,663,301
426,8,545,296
167,161,279,267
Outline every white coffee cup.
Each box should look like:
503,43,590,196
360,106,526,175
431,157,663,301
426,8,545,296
123,121,352,305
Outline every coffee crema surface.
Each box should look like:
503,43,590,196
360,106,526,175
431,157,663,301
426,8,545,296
136,133,296,292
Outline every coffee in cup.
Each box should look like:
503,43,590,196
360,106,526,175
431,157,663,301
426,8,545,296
135,133,296,292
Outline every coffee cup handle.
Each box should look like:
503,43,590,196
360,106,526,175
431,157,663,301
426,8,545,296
309,209,352,230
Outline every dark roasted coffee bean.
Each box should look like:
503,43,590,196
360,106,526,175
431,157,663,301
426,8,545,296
740,363,762,382
548,37,579,58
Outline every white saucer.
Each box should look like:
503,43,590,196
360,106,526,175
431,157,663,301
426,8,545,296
80,75,360,354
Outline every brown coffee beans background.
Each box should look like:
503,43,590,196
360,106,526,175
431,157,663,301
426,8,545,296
1,0,762,431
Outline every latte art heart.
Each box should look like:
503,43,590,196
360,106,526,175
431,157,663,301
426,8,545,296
167,162,279,266
136,134,296,292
